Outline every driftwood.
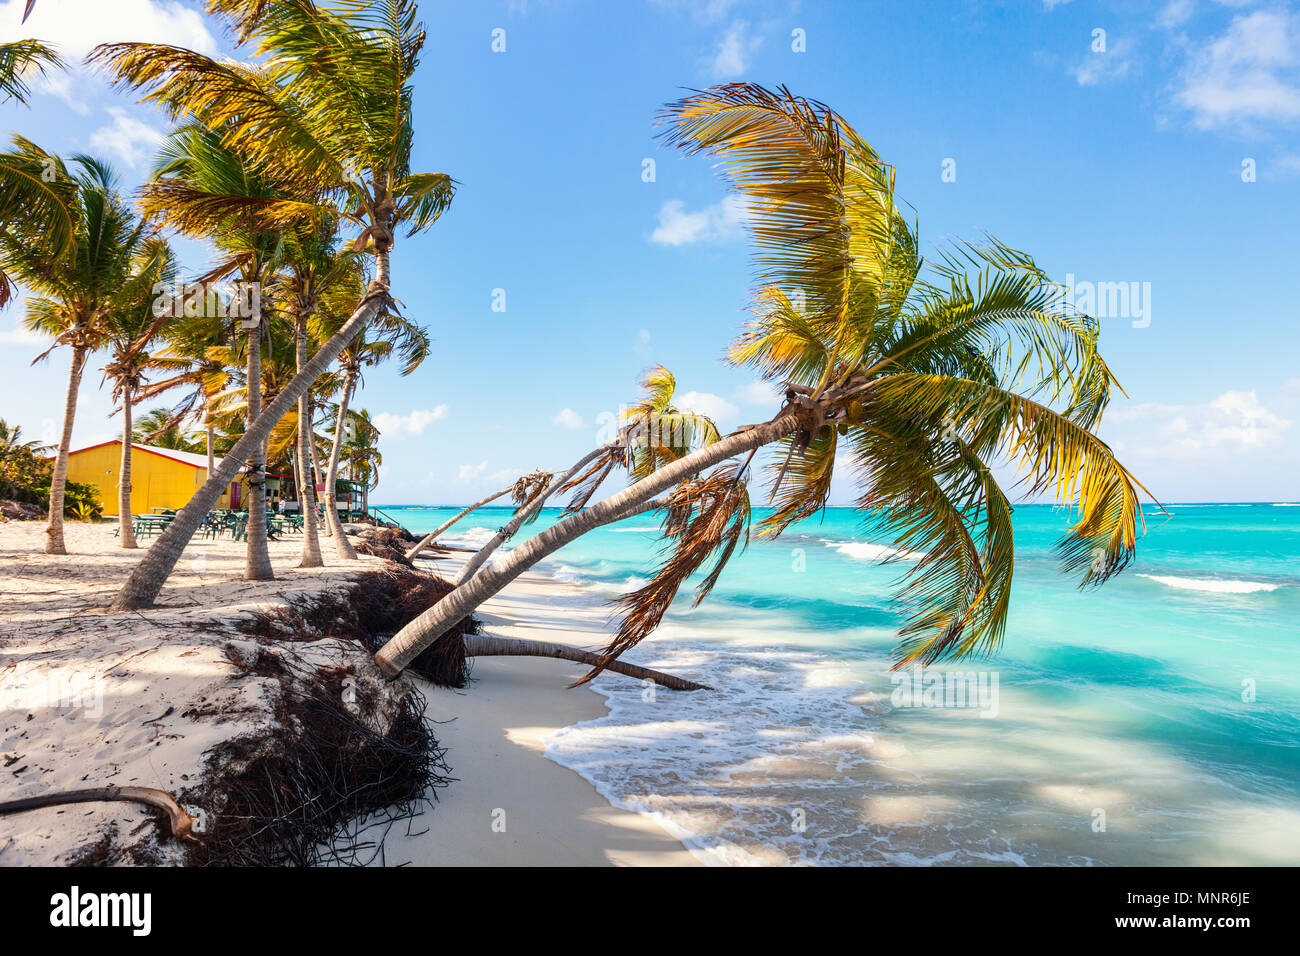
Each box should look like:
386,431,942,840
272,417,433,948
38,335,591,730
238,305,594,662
463,633,707,691
0,786,201,842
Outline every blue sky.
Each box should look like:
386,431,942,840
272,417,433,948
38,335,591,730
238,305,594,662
2,0,1297,505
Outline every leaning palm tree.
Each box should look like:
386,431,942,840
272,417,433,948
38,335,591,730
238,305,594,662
1,155,156,554
374,84,1155,684
94,0,454,608
100,239,180,546
448,366,728,586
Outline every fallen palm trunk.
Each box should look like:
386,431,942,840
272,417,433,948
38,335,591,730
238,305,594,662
404,484,515,561
0,786,200,843
464,634,707,691
456,446,614,586
373,413,802,677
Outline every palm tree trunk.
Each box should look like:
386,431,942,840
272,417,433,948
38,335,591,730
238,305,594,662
111,253,391,610
45,343,88,555
374,411,799,676
455,446,609,586
323,367,358,560
205,421,214,473
294,316,323,568
118,395,137,548
244,325,274,580
462,634,706,691
405,484,515,561
310,428,329,537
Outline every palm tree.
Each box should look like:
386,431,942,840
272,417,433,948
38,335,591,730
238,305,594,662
0,41,69,307
373,84,1154,683
100,239,180,546
0,418,51,457
132,308,229,468
341,407,381,513
132,407,205,452
145,124,294,579
0,37,61,105
94,0,455,608
449,366,728,586
319,308,429,559
1,155,156,554
273,215,361,566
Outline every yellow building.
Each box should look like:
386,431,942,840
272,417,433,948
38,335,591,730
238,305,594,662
62,441,259,516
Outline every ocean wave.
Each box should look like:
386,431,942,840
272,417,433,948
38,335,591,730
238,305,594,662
1137,574,1281,594
445,526,496,547
823,539,923,562
551,565,585,584
542,634,1062,866
610,525,661,533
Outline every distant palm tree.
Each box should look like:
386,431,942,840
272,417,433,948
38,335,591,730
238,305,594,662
1,155,157,554
375,84,1154,684
319,307,429,559
448,366,730,586
0,418,50,455
94,0,455,608
132,408,204,452
133,310,230,470
273,214,362,567
100,239,180,546
340,407,381,513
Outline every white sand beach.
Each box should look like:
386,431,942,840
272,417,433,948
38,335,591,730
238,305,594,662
0,521,692,866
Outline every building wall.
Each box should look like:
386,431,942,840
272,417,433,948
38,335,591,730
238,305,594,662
64,442,245,516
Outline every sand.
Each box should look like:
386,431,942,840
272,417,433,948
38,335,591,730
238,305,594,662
0,520,693,866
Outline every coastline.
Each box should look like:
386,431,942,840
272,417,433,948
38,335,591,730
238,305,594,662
392,549,699,866
0,520,696,866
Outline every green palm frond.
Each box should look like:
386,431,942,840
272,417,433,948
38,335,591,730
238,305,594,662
0,38,63,105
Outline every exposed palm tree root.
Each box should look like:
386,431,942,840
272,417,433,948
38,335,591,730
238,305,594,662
0,786,200,843
463,633,708,691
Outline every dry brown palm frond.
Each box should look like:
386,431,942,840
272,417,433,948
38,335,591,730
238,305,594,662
558,446,626,516
572,464,751,687
508,470,553,526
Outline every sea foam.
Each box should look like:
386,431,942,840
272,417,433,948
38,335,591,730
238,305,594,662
1137,574,1280,594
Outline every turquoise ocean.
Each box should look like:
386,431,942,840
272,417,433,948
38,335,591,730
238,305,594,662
378,501,1300,865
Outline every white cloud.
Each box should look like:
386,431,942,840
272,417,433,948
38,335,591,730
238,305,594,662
652,0,741,24
457,460,489,483
551,408,586,430
650,194,747,246
372,405,448,438
733,380,782,408
88,107,165,168
1071,37,1139,86
709,20,761,79
1106,389,1292,460
1171,9,1300,131
0,323,46,345
2,0,219,59
676,390,739,423
635,328,652,354
1158,0,1195,30
4,0,221,113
